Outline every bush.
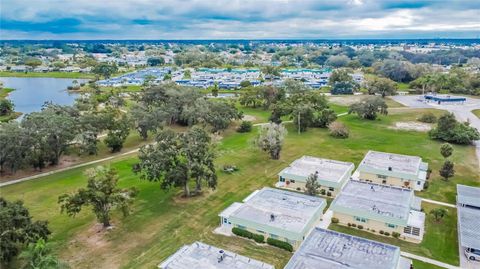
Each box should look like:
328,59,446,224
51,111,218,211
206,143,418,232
384,232,390,236
379,230,384,235
392,232,400,238
429,113,480,144
232,227,265,243
326,191,332,197
237,121,253,133
351,223,357,228
371,229,376,233
320,189,326,195
418,113,437,123
328,121,349,138
423,181,429,190
331,218,339,224
357,225,363,230
347,223,352,227
267,238,293,252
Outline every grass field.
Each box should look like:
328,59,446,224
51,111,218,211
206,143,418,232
0,71,96,79
329,202,459,265
1,106,478,268
0,87,15,99
473,109,480,118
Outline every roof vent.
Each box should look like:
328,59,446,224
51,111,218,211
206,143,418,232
218,250,225,263
388,166,392,171
371,186,375,191
270,214,275,221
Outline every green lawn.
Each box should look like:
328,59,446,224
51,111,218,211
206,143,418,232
1,108,477,268
0,71,95,79
329,202,459,265
412,260,444,269
398,82,410,90
0,87,15,99
473,109,480,118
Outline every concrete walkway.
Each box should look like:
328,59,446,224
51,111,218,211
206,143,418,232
0,148,141,188
421,198,456,208
401,251,461,269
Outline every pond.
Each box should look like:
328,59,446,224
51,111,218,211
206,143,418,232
0,77,87,115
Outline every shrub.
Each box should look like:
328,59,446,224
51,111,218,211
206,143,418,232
351,223,357,228
331,218,339,224
267,238,293,252
232,227,264,243
379,230,384,235
423,181,429,190
392,232,400,238
320,189,326,195
418,113,437,123
326,191,332,197
384,232,390,236
237,121,253,133
296,187,301,191
371,229,376,233
328,121,349,138
357,225,363,230
347,223,352,227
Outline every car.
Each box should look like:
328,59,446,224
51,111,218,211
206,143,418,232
465,248,480,261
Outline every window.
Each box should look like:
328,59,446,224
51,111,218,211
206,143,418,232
279,177,285,182
329,187,335,191
354,216,367,223
417,181,421,185
386,223,396,228
223,218,227,224
291,179,296,183
382,179,387,184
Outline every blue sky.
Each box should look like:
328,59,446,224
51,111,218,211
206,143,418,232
1,0,479,39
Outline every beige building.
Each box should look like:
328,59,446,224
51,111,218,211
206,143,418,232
277,156,355,197
357,150,428,191
330,180,425,243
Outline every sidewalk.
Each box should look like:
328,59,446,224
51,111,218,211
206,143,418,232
401,251,461,269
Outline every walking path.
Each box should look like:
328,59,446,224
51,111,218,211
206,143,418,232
0,148,140,187
401,252,461,269
421,198,456,208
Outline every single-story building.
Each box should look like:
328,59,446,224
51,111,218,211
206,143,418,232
284,228,412,269
158,241,274,269
330,180,425,243
277,156,355,197
219,187,327,249
357,150,428,191
457,184,480,262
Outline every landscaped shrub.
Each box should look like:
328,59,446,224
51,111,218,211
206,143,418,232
232,227,264,243
326,191,332,197
357,225,363,230
371,229,376,233
423,181,429,190
379,230,384,235
347,223,352,227
328,121,349,138
267,238,293,252
320,189,326,195
384,232,390,236
351,223,357,228
296,187,301,191
237,121,253,133
418,113,437,123
392,232,400,238
331,218,339,224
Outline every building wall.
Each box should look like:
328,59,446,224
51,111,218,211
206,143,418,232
333,212,404,234
280,181,340,197
232,224,302,249
358,171,422,190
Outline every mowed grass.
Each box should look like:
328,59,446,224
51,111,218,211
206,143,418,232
0,71,95,79
1,107,478,268
329,202,459,265
473,109,480,118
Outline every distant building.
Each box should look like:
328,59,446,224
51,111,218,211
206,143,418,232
218,187,327,249
357,150,428,191
158,241,274,269
457,184,480,262
277,156,354,197
330,180,425,243
284,228,412,269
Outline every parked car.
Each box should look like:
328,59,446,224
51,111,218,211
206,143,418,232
465,248,480,261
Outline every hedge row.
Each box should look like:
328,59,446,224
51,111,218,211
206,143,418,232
267,238,293,252
232,227,264,243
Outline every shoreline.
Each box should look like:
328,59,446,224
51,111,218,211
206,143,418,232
0,71,95,79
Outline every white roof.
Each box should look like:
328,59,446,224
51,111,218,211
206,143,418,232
279,156,354,183
359,150,422,176
159,242,274,269
458,206,480,250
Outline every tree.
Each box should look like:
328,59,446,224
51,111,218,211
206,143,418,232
58,166,137,228
147,57,165,66
373,60,422,83
328,69,353,86
325,55,350,68
237,121,253,133
0,122,29,174
430,208,448,222
328,69,359,95
348,96,388,120
291,105,314,133
135,127,217,197
0,198,50,264
19,239,67,269
305,172,321,196
439,160,455,181
104,115,131,152
312,109,337,128
429,113,480,145
261,66,281,77
239,80,252,88
0,99,14,116
92,63,118,79
211,83,219,97
440,143,453,159
24,57,42,69
256,123,287,160
366,76,398,97
130,105,166,140
328,121,349,138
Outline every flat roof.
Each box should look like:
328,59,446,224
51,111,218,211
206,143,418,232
158,242,274,269
220,187,326,234
330,181,414,226
284,228,402,269
458,206,480,250
359,150,422,176
279,156,354,184
457,184,480,208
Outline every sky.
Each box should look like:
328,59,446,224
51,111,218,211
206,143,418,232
1,0,480,40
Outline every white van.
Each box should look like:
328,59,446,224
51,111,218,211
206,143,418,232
465,248,480,261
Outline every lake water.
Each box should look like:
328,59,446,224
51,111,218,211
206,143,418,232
0,77,87,115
